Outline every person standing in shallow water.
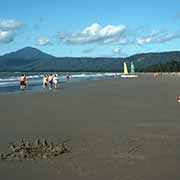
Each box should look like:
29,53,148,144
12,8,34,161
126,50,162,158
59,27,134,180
19,74,27,90
48,74,53,89
43,75,48,88
66,72,71,80
53,74,58,88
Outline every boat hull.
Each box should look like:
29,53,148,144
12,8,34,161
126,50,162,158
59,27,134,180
121,74,138,78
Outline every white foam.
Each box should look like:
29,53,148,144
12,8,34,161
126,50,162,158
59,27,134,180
0,81,18,87
27,75,42,79
71,73,87,78
0,78,18,81
71,73,120,78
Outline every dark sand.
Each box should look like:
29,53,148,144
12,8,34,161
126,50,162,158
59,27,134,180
0,74,180,180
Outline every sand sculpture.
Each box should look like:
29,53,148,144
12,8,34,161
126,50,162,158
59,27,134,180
0,138,69,160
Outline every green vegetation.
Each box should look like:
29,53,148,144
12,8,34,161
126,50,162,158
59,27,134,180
145,61,180,72
0,47,180,72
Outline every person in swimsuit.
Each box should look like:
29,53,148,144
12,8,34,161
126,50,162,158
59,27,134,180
19,74,27,90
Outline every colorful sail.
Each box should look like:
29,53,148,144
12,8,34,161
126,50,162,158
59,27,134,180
124,62,129,74
131,62,135,74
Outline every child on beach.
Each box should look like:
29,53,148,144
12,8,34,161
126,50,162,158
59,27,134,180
19,74,27,90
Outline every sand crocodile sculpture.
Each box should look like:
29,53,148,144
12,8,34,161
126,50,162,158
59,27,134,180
0,138,69,160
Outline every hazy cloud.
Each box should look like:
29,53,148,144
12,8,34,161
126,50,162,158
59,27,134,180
0,19,22,44
0,30,14,43
0,19,22,31
134,31,180,45
82,48,94,54
112,47,127,57
58,23,127,45
37,36,51,46
112,47,122,55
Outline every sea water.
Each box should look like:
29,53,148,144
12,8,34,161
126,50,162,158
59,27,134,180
0,72,121,94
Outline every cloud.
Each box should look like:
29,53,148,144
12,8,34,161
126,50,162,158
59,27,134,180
112,47,127,57
0,19,22,30
82,48,94,54
58,23,127,45
58,23,180,47
134,31,180,45
112,47,122,55
37,36,51,46
0,30,14,43
157,33,180,42
0,19,22,44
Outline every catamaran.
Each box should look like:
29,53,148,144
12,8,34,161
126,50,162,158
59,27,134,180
121,62,138,78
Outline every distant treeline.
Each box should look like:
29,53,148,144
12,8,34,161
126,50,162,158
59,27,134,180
1,61,180,72
145,61,180,72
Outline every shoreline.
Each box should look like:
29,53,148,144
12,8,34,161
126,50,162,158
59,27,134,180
1,72,180,95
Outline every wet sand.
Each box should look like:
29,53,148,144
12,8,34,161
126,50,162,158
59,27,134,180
0,74,180,180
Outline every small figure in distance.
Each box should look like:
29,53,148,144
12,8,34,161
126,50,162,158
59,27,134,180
43,75,48,88
53,74,58,88
19,74,27,90
66,72,71,80
48,74,53,89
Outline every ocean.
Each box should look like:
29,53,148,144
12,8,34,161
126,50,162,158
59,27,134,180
0,72,121,94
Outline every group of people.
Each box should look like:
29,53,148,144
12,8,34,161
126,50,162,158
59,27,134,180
19,73,71,90
43,74,58,89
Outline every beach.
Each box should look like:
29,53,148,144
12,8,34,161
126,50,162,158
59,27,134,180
0,74,180,180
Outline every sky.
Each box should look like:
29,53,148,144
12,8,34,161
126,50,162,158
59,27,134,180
0,0,180,57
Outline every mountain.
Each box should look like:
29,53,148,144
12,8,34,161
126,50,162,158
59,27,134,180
0,47,124,71
2,47,54,60
0,47,180,71
0,47,55,71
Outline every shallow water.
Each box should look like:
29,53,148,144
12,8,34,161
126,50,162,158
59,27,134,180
0,72,121,94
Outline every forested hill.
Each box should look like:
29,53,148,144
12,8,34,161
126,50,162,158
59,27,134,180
0,47,180,71
144,61,180,72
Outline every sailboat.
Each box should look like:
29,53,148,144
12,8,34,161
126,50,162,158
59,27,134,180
131,62,135,74
121,62,138,78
